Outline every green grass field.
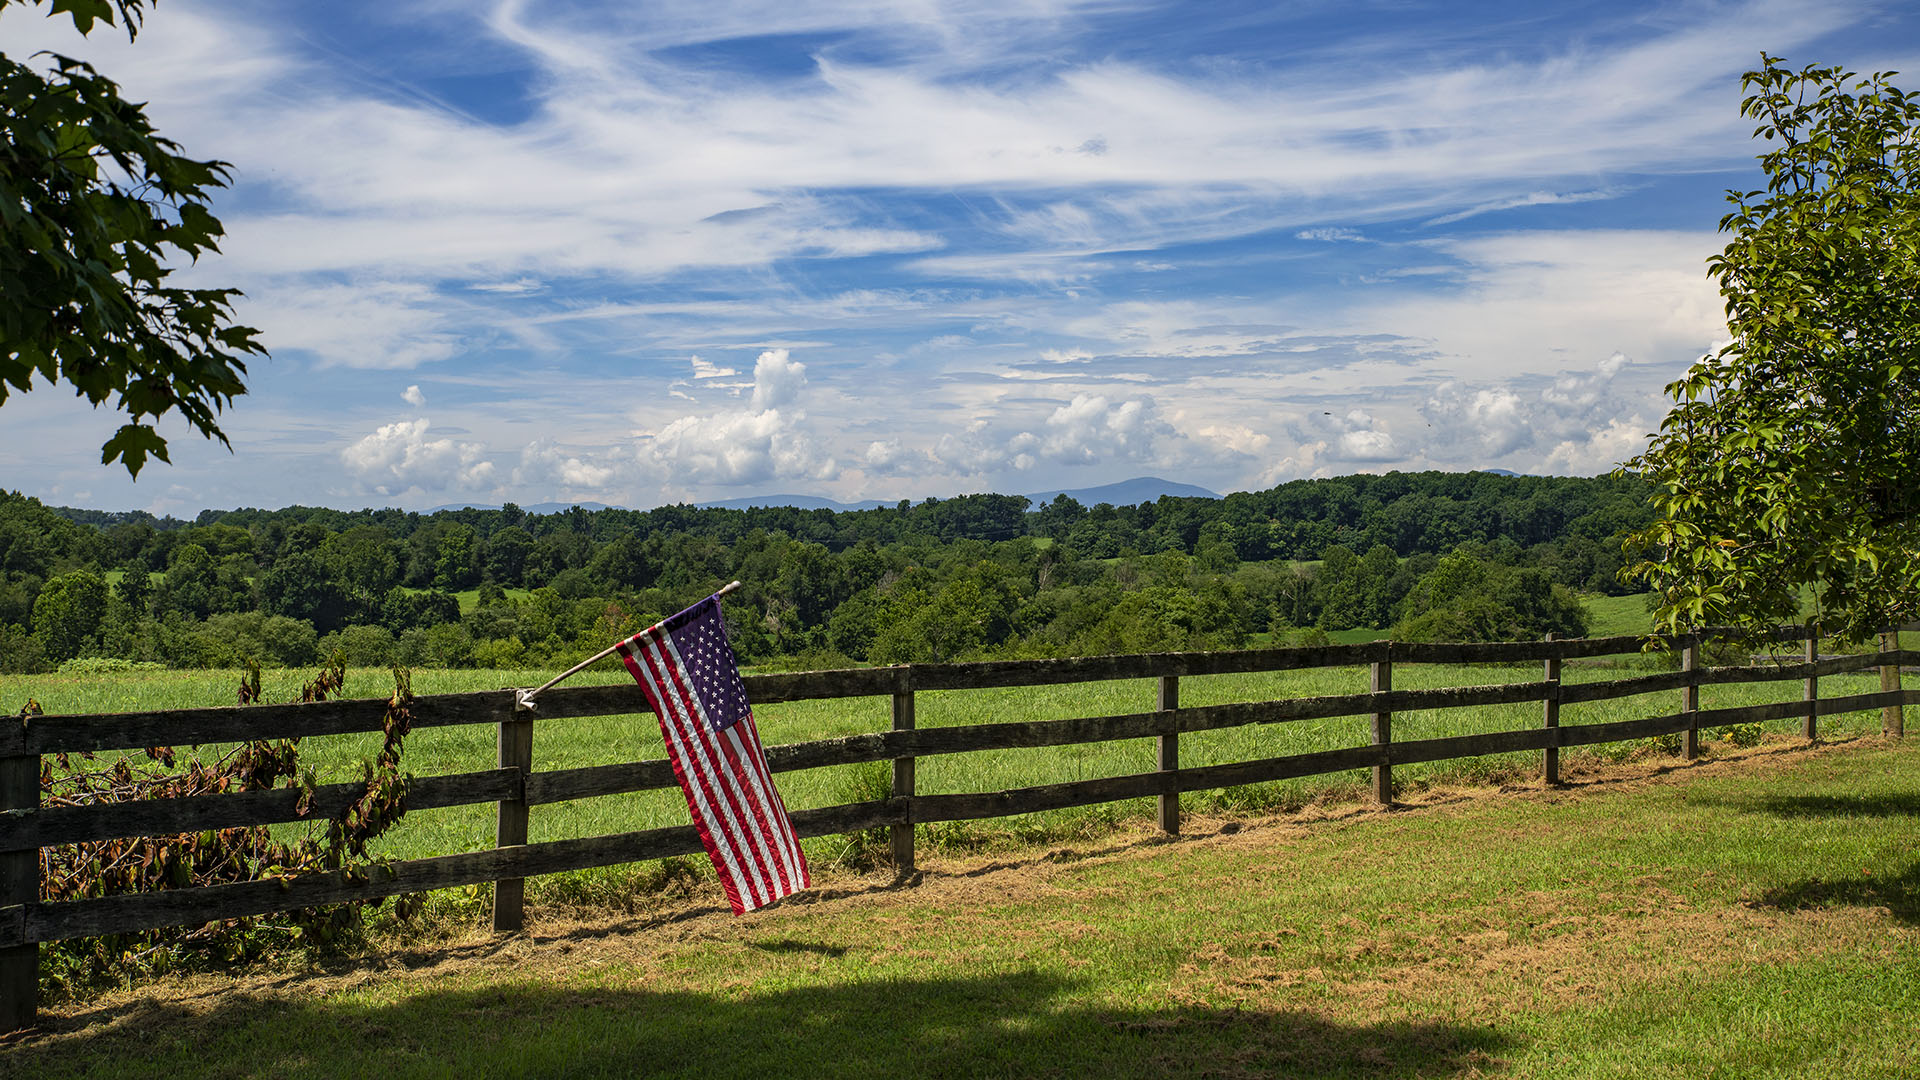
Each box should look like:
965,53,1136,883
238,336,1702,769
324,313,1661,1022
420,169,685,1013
1581,592,1653,637
14,735,1918,1077
6,645,1894,873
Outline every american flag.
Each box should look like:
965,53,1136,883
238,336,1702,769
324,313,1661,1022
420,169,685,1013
616,594,809,913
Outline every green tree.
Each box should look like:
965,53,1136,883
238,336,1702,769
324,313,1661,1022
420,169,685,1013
259,549,350,634
1394,552,1588,643
32,567,107,660
113,560,150,614
485,526,534,586
1,0,264,474
1626,57,1920,643
434,522,478,589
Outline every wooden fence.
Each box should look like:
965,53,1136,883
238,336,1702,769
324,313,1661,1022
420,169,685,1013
2,625,1913,1031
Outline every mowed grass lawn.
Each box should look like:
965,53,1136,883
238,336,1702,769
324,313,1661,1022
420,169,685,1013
8,734,1918,1078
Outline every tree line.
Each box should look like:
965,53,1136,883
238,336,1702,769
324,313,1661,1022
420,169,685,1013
0,470,1649,673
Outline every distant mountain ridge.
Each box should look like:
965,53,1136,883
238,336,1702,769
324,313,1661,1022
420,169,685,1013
428,480,1220,515
1025,477,1220,506
695,494,893,512
422,501,624,514
696,477,1220,512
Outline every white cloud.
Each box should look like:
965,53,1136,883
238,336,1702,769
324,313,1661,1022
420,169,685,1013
513,440,620,491
1545,415,1654,474
402,385,426,407
339,418,496,495
1423,189,1616,227
1422,383,1532,459
690,355,737,379
1038,393,1169,464
1296,227,1366,242
1316,409,1399,463
468,278,545,294
636,349,836,485
643,410,836,486
233,280,464,370
27,0,1846,295
0,1,1882,511
1416,352,1665,471
1336,429,1398,462
1039,347,1094,364
1196,423,1271,456
749,349,807,410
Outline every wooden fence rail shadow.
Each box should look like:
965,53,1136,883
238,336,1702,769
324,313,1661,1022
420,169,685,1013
2,622,1913,1031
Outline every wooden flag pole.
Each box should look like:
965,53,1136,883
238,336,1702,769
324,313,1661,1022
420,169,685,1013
515,580,743,711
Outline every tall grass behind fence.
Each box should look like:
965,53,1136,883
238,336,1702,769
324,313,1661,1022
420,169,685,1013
1,624,1912,1032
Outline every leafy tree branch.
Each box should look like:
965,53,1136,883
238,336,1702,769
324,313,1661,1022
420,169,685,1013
1,0,264,476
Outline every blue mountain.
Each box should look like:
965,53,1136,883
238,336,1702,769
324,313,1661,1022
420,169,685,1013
695,494,894,511
1024,477,1221,506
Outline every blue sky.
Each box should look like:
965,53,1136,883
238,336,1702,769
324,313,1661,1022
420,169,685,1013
5,0,1919,513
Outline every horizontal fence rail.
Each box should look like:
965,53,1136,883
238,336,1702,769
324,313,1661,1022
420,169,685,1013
2,624,1914,1031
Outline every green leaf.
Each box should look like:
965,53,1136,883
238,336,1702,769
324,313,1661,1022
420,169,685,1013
99,422,169,477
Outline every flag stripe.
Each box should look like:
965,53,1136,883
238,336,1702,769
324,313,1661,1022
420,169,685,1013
613,594,808,915
727,715,805,889
622,638,759,910
715,721,797,896
627,628,767,911
641,635,773,910
648,635,783,905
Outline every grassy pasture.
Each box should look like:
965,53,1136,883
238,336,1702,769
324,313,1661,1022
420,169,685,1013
6,651,1894,870
12,735,1919,1077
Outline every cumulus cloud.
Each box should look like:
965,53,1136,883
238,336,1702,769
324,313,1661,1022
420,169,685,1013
1541,351,1630,415
513,440,619,491
340,418,495,495
1319,409,1399,463
637,349,836,486
1545,416,1653,474
862,439,938,477
1422,383,1531,458
402,384,426,407
1196,423,1271,456
1038,393,1170,464
644,411,835,486
1416,352,1662,471
919,390,1221,480
749,349,807,410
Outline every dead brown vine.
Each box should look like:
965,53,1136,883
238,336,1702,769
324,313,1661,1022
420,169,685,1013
36,655,420,990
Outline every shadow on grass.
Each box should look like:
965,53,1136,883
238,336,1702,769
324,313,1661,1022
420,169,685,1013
1733,791,1920,819
1754,863,1920,925
23,970,1512,1079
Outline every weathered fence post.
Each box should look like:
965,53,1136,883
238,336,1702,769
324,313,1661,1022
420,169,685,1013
1881,628,1905,737
1542,632,1561,785
1681,636,1700,760
891,668,916,873
1371,644,1393,806
1156,675,1180,835
1,738,37,1034
493,696,535,932
1804,619,1820,742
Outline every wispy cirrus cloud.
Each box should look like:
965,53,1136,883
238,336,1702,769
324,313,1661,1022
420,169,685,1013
0,0,1909,513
